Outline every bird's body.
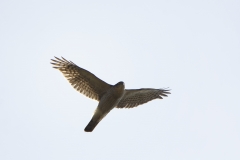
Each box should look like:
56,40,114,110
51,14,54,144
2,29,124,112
51,57,170,132
85,82,125,132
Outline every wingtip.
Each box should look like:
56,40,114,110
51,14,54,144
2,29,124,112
61,56,68,61
161,88,171,94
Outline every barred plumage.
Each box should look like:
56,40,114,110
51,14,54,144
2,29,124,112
51,57,112,101
117,88,170,108
51,57,171,132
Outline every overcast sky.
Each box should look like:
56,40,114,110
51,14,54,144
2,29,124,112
1,0,240,159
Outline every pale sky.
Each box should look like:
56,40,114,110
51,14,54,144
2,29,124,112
1,0,240,160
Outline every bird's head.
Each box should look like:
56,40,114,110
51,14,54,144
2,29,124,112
114,81,125,93
117,81,125,87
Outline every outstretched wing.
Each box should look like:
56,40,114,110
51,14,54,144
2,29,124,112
116,88,170,108
51,57,112,101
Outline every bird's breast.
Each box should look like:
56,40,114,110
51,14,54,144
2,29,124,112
97,87,124,111
93,85,125,122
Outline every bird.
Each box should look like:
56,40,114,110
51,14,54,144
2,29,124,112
51,57,170,132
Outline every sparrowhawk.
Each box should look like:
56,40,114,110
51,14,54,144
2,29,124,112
51,57,170,132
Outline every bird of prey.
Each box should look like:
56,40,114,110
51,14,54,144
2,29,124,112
51,57,170,132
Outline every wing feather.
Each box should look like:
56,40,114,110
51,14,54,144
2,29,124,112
51,57,112,101
117,88,170,108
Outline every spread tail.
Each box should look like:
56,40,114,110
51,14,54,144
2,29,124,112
84,119,100,132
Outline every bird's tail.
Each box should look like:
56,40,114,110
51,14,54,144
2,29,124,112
84,119,100,132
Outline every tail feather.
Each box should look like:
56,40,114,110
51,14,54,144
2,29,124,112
84,120,100,132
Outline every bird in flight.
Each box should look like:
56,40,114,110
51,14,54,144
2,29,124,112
51,57,170,132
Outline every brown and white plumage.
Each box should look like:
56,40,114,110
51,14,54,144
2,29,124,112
51,57,112,101
51,57,171,132
117,89,170,108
